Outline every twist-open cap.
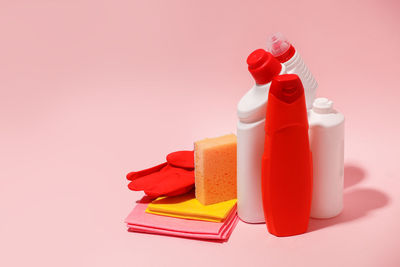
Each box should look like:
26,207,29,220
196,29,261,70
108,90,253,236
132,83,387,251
312,98,334,113
247,49,282,85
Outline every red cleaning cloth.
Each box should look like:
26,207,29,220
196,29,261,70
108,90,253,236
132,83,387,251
127,151,194,198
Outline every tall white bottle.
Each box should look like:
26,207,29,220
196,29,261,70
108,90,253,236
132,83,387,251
237,49,285,223
266,32,318,110
309,98,345,218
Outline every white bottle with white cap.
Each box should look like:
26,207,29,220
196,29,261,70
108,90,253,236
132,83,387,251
237,49,285,223
266,32,318,110
309,98,345,218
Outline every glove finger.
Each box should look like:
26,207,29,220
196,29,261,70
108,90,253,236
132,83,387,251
144,167,194,196
128,169,165,191
126,162,168,181
166,151,194,169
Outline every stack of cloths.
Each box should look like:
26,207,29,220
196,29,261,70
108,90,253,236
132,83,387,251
125,191,238,241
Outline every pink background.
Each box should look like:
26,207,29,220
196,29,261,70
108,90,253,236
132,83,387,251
1,0,399,266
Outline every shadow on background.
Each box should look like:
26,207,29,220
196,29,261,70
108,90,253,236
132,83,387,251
343,164,366,188
136,196,154,204
308,164,390,232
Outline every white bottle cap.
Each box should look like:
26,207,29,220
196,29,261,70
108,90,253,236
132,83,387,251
312,98,333,114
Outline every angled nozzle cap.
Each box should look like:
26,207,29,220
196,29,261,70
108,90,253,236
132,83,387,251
266,32,295,63
247,49,282,85
269,74,304,103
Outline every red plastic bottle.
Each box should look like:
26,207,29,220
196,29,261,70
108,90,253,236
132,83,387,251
261,74,313,237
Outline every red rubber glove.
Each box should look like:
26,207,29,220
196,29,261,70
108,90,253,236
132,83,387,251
126,151,194,198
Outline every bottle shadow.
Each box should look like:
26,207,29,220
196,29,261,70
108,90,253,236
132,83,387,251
308,164,390,232
343,164,366,188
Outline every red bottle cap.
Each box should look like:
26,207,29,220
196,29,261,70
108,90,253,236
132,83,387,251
247,49,282,85
274,45,295,63
269,74,304,104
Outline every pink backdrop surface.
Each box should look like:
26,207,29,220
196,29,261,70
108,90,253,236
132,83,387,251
1,1,399,266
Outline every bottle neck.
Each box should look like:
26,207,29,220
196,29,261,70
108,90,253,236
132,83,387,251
312,98,333,114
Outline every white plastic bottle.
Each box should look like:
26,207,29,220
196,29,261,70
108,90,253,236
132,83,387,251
237,49,285,223
266,32,318,110
308,98,345,218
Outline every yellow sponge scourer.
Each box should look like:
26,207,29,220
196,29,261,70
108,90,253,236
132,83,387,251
194,134,237,205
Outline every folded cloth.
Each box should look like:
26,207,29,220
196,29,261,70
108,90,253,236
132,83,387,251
145,191,237,222
125,196,238,241
127,151,195,198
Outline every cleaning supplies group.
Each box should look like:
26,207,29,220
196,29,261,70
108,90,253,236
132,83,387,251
125,136,238,241
125,32,345,239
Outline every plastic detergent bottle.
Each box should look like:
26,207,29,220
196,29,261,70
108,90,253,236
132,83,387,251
237,49,285,224
309,98,345,218
262,74,312,236
266,32,317,110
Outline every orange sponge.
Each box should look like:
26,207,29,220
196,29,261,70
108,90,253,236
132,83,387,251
194,134,237,205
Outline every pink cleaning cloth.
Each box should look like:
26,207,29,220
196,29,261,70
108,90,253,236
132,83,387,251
128,216,238,241
125,197,238,241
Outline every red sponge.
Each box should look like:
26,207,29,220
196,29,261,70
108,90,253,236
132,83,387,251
127,151,195,198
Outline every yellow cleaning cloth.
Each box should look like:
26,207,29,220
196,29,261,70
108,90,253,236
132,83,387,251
145,191,237,222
